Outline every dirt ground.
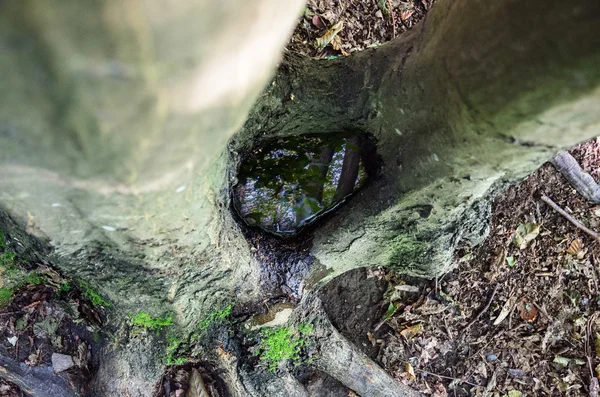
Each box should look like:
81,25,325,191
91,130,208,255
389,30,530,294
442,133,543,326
287,0,434,57
354,139,600,396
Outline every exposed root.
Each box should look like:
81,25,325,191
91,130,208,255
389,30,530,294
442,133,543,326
299,297,423,397
0,352,79,397
552,151,600,203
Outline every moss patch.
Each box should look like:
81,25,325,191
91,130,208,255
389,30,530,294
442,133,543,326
197,302,234,331
387,235,429,269
130,312,173,331
258,323,314,372
0,288,13,307
78,281,110,307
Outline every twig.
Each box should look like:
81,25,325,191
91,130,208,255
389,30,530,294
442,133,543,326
586,313,597,378
463,284,500,330
413,367,480,388
541,195,600,241
387,0,397,38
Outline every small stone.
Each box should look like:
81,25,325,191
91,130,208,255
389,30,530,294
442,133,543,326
52,353,75,373
375,10,383,18
486,354,498,361
508,368,525,378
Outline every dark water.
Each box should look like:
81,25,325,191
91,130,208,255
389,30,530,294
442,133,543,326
233,133,374,237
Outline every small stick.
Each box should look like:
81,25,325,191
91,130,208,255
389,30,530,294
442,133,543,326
387,0,397,38
22,301,41,310
463,284,500,330
541,195,600,241
413,367,480,388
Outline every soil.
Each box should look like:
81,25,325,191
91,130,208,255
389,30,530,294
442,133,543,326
328,138,600,396
286,0,435,57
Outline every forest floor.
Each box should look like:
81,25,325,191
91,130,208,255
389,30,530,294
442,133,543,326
358,139,600,397
286,0,433,57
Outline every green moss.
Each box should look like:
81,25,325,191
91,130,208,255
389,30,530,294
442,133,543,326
258,323,313,372
0,288,13,307
22,272,45,286
0,250,16,269
130,312,173,331
0,231,5,249
197,302,234,331
58,282,72,294
165,336,187,366
78,281,110,307
387,235,429,268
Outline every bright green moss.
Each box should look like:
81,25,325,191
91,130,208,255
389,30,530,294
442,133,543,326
0,288,13,307
197,302,234,331
130,312,173,330
78,281,110,307
258,323,313,372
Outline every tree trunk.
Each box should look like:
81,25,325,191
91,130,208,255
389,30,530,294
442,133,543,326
0,0,599,395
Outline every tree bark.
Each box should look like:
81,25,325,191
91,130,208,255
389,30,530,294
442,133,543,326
0,0,599,395
332,136,362,202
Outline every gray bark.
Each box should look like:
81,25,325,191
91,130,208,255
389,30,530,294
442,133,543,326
0,0,599,395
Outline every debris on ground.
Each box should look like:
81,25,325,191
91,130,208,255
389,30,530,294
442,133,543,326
359,138,600,396
287,0,436,57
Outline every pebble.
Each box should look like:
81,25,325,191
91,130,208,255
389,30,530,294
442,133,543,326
52,353,75,373
486,354,498,361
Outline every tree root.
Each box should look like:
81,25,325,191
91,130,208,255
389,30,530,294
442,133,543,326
0,350,79,397
551,151,600,204
299,297,423,397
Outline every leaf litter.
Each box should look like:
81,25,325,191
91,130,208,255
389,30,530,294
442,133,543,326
287,0,436,57
363,139,600,396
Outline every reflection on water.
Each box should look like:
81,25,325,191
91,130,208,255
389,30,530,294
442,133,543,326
233,133,372,236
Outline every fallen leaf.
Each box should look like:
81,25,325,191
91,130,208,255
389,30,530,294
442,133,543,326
400,323,424,340
395,284,420,293
367,331,376,346
315,20,344,49
595,332,600,358
493,295,517,325
507,391,523,397
187,368,210,397
516,298,537,322
553,355,570,366
506,256,517,267
400,9,415,21
7,336,17,346
512,222,541,249
312,15,325,29
331,36,349,56
566,239,583,255
405,362,416,380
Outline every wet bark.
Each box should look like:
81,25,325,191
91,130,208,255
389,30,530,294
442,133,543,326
0,0,598,395
332,136,362,202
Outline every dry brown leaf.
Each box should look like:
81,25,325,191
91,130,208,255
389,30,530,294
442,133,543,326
315,20,344,49
400,323,424,340
400,9,415,21
187,368,210,397
331,36,350,56
367,331,376,346
493,295,516,325
566,239,583,255
405,362,416,380
516,298,538,323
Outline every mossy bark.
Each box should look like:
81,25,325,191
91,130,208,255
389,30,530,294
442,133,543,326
0,0,599,395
